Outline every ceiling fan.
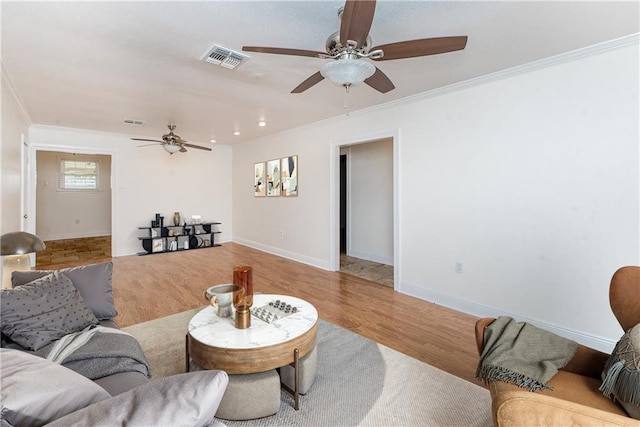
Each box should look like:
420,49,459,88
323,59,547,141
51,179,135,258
131,124,212,154
242,0,468,94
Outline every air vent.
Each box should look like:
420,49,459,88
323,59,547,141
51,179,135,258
123,119,145,126
203,45,249,70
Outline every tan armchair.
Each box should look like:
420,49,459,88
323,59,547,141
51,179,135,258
475,266,640,426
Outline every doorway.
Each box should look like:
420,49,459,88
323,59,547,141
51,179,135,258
337,137,395,287
340,154,347,254
34,150,113,267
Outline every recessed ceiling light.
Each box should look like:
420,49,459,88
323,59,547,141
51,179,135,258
233,130,240,136
258,120,267,127
209,138,217,143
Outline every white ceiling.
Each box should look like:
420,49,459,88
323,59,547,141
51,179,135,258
2,1,638,146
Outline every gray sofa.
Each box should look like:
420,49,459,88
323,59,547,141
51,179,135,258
1,262,228,427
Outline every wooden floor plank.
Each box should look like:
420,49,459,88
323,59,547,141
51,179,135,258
36,241,483,386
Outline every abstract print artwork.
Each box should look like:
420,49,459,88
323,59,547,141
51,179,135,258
281,155,298,197
266,159,281,197
254,162,266,197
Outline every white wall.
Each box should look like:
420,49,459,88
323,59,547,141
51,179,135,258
233,40,639,351
348,138,393,265
28,126,233,256
1,70,31,234
36,151,112,240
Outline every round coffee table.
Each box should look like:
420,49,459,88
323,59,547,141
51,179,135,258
187,294,318,410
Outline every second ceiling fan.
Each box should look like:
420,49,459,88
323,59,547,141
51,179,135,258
131,125,212,155
243,0,468,94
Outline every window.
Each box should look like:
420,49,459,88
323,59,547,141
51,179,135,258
59,159,99,191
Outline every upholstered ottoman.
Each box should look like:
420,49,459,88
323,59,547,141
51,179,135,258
190,361,281,421
216,370,281,420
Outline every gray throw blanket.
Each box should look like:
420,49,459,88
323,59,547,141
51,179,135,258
32,326,151,381
476,316,578,391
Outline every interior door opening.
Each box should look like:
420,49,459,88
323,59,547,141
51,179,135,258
33,149,113,268
337,138,394,288
340,154,347,254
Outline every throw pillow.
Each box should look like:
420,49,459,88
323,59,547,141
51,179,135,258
1,272,99,350
45,371,229,427
600,323,640,419
0,348,110,427
12,262,117,320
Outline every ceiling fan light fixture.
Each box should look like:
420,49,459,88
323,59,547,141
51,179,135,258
320,59,375,86
163,144,181,154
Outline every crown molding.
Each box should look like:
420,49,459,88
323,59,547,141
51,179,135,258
237,33,639,148
1,64,33,127
370,33,640,114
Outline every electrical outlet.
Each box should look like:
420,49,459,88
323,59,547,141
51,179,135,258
455,262,463,274
278,229,285,237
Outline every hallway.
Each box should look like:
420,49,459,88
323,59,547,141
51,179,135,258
340,254,393,287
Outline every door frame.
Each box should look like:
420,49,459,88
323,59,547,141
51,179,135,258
20,134,37,266
26,143,117,256
20,133,34,233
329,129,400,289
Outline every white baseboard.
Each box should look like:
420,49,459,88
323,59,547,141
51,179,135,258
398,280,616,354
232,237,330,271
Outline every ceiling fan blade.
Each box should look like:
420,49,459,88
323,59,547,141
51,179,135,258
179,146,188,153
181,143,212,152
131,138,164,143
291,71,325,93
364,67,395,93
371,36,468,61
243,46,325,58
340,0,376,48
137,143,162,148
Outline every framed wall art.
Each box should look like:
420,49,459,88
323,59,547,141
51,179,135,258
266,159,281,197
254,162,266,197
281,155,298,197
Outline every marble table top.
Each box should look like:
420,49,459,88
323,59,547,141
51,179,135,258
188,294,318,350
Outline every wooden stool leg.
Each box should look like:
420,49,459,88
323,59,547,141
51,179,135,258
293,348,300,410
185,334,190,373
280,347,301,410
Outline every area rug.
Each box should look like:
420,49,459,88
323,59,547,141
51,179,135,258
124,309,492,427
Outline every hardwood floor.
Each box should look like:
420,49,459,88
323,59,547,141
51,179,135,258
37,236,112,269
36,242,483,386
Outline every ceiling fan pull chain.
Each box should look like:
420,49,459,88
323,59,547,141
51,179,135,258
343,84,351,116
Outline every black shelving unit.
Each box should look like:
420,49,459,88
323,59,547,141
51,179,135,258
137,222,221,255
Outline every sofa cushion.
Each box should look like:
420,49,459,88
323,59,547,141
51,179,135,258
600,323,640,419
44,370,229,427
92,371,150,396
12,262,117,320
0,348,110,427
1,272,99,350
